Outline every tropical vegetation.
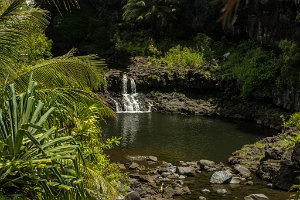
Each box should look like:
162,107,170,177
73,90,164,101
1,0,300,198
0,0,125,199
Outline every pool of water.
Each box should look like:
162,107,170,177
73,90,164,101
102,113,290,200
103,113,273,162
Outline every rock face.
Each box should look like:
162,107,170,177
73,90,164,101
105,62,296,129
106,68,291,130
244,194,269,200
210,171,233,184
229,136,300,191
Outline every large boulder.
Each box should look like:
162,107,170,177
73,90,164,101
272,165,300,190
210,171,233,184
257,160,280,181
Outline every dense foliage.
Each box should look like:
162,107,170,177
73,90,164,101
0,0,126,199
222,41,278,98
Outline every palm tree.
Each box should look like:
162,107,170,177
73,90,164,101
211,0,242,27
0,0,108,107
122,0,179,39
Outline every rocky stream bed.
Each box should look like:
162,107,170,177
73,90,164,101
117,155,294,200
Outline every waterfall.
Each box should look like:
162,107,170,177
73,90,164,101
112,98,120,112
130,78,137,94
113,74,151,113
122,74,128,94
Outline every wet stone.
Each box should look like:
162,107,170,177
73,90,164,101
129,162,140,170
210,171,233,184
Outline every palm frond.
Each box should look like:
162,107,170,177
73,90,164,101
36,88,114,121
211,0,244,28
0,0,49,79
45,0,79,11
9,54,107,93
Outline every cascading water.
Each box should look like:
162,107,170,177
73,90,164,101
112,74,151,113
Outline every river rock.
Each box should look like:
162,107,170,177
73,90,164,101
234,165,251,178
148,156,158,162
201,189,211,194
117,163,126,170
139,175,156,183
163,187,175,198
159,163,176,173
176,167,196,176
199,196,207,200
244,194,269,200
129,162,140,170
198,160,216,170
230,177,242,184
245,181,254,186
161,172,172,177
210,171,233,184
125,191,141,200
126,155,148,162
173,187,184,196
182,186,191,194
179,175,186,179
216,188,228,194
175,180,184,185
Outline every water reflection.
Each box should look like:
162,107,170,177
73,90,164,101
103,113,273,162
119,113,139,146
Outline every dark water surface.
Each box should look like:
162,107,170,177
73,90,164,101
103,113,290,200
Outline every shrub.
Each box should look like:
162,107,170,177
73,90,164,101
279,40,300,67
113,31,155,56
278,40,300,88
223,41,279,98
150,45,207,69
17,33,52,63
163,45,207,68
